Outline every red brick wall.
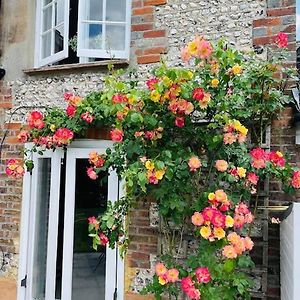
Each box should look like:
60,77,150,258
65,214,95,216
253,1,297,299
131,0,168,64
127,201,158,269
0,81,23,255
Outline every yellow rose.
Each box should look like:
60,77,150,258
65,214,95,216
155,169,165,180
50,124,56,132
225,215,234,228
208,193,215,201
145,160,155,171
237,167,246,178
150,90,161,102
128,97,136,105
232,64,243,75
158,276,167,285
187,41,198,56
200,226,212,239
213,227,225,240
211,78,219,88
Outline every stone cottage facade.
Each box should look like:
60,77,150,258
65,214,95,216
0,0,298,299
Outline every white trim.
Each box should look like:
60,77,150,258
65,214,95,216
17,161,32,300
105,168,119,299
18,148,63,300
45,150,64,300
27,150,61,299
117,179,126,299
35,0,70,67
61,149,76,300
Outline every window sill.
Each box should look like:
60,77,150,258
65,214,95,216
23,60,129,75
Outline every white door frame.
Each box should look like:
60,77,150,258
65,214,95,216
18,140,124,300
17,145,64,300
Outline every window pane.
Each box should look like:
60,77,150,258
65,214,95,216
42,32,52,58
54,0,64,26
43,5,52,32
32,158,52,300
106,25,125,51
88,0,103,21
106,0,126,22
72,159,108,300
54,25,64,54
82,23,103,49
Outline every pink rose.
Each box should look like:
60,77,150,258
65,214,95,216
17,130,29,143
188,156,201,172
175,117,185,128
66,105,76,117
275,32,288,48
81,112,94,123
99,232,109,246
87,167,98,180
110,128,124,142
195,267,211,284
215,160,228,172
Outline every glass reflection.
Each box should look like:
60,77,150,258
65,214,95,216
106,25,125,51
32,159,51,300
106,0,126,22
72,159,108,300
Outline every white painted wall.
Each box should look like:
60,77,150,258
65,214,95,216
280,203,300,300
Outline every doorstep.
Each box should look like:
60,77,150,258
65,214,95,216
0,277,17,300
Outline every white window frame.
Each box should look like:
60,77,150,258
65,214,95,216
18,140,125,300
35,0,70,67
77,0,132,60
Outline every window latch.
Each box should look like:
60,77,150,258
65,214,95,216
21,275,27,288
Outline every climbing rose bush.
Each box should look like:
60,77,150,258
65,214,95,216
8,32,300,299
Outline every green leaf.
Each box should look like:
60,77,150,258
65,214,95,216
130,112,143,123
223,259,236,273
106,216,115,229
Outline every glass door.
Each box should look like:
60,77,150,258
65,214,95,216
18,141,124,300
61,143,124,300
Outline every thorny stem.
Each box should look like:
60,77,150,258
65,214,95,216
176,223,185,262
248,191,259,236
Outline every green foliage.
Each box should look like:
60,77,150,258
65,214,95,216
18,35,299,300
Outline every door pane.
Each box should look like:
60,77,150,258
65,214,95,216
106,25,125,51
72,159,108,300
106,0,126,22
32,158,52,300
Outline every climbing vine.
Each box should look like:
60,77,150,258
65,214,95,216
6,33,300,299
